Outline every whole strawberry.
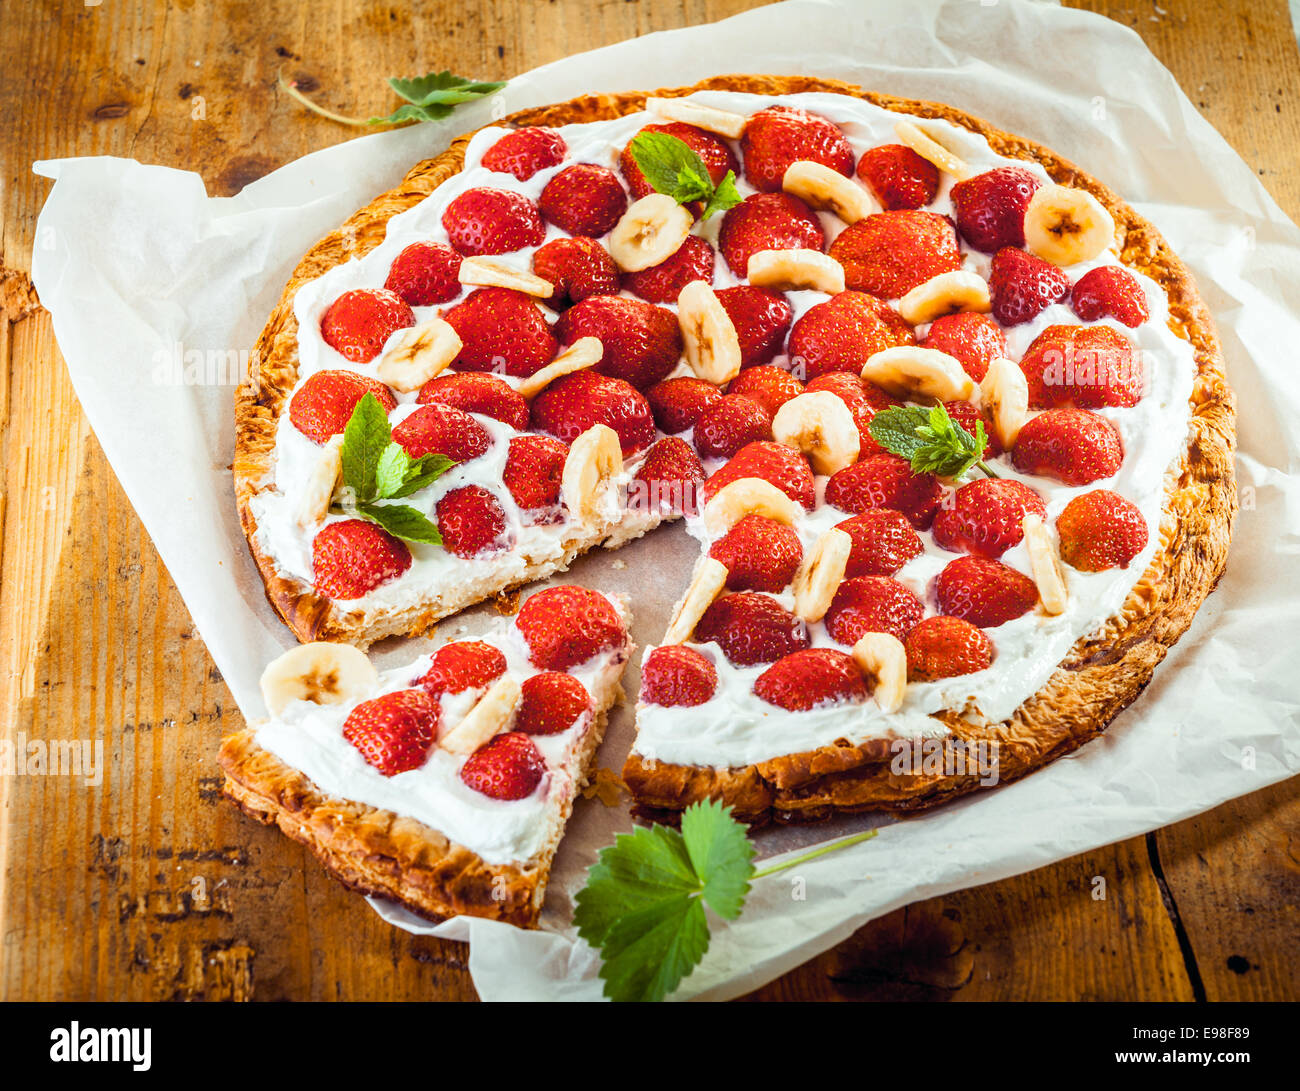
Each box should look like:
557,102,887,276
1070,265,1150,327
620,122,738,201
932,478,1046,559
481,127,567,180
320,288,415,363
703,441,816,509
442,187,547,256
754,648,867,711
718,192,825,279
828,211,962,299
716,286,793,368
788,290,915,380
503,434,569,522
646,375,723,434
459,731,546,800
694,591,810,666
727,365,804,418
555,295,682,390
343,689,438,776
1056,489,1149,571
824,453,945,529
530,369,655,456
693,393,774,462
837,510,924,577
516,672,593,736
622,235,715,304
905,616,994,681
824,576,926,645
444,287,558,377
289,370,397,444
935,555,1038,628
949,166,1041,252
1018,324,1142,408
532,236,622,309
805,371,895,456
1012,407,1124,485
435,485,512,559
391,402,492,464
631,436,706,517
989,247,1069,326
417,372,529,431
384,241,464,307
741,106,854,193
708,514,803,593
921,311,1007,383
312,519,411,600
539,163,628,237
418,641,507,698
856,143,940,210
516,586,626,671
640,644,718,707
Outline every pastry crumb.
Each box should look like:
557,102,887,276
581,767,627,807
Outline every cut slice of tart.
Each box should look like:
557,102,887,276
219,585,632,926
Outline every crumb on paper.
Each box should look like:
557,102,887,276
581,767,627,807
493,588,522,615
611,559,627,570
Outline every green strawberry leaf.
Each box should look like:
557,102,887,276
369,71,506,125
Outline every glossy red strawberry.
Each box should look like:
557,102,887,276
787,290,915,380
343,689,438,776
442,187,546,256
805,371,895,456
942,400,1002,460
481,127,567,180
718,192,824,279
435,485,512,559
622,235,715,304
555,295,682,390
289,370,397,444
703,441,816,509
921,311,1007,383
727,365,804,418
824,576,925,645
459,731,546,800
384,241,463,307
856,143,940,211
1018,323,1142,408
516,586,626,671
532,236,621,310
516,672,593,736
693,393,774,461
418,641,507,698
824,453,944,529
708,514,803,593
837,510,924,578
444,287,558,377
619,122,738,201
716,286,793,368
905,616,994,681
828,211,961,299
1069,265,1150,327
694,591,809,667
539,163,628,237
936,556,1038,628
630,436,706,518
646,375,722,434
503,434,568,521
320,288,414,363
529,369,655,455
950,166,1041,253
932,478,1046,559
312,519,411,600
640,645,718,707
754,648,867,711
989,247,1069,327
416,372,529,431
1056,489,1149,571
741,106,854,193
391,402,491,463
1012,407,1124,485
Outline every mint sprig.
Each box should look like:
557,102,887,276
336,393,452,544
574,800,877,1002
868,403,996,480
628,131,743,221
278,68,505,128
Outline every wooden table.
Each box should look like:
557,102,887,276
1,0,1296,1002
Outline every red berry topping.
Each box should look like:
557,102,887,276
716,286,794,368
1069,265,1150,327
989,247,1070,327
444,287,558,378
384,242,463,307
503,434,568,522
718,192,825,279
788,290,915,380
640,645,718,707
646,375,723,434
708,514,803,593
693,393,774,462
529,369,655,456
727,365,804,418
754,648,868,711
933,478,1046,559
532,236,622,310
516,586,626,671
481,127,567,181
343,689,438,776
631,436,706,518
539,163,628,238
320,288,414,363
905,616,994,682
312,518,411,600
436,485,512,559
694,591,810,667
391,402,492,464
836,510,924,578
620,122,738,201
950,166,1041,253
921,311,1007,383
622,235,715,304
1012,407,1124,485
442,187,546,256
943,399,1002,459
516,672,593,736
1018,324,1142,409
936,555,1038,628
416,372,529,431
741,106,854,193
703,441,817,510
418,641,507,698
289,370,397,445
828,211,962,299
856,143,940,211
459,731,546,800
555,295,682,391
824,453,945,529
1056,489,1149,571
824,576,925,645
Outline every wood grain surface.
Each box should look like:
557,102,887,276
1,0,1297,1002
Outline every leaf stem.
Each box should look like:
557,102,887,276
277,68,373,128
976,461,999,479
750,828,878,880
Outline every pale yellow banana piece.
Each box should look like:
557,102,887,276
851,632,908,714
561,423,623,522
678,280,743,385
260,641,377,717
979,356,1029,449
861,346,975,402
662,558,728,644
1022,514,1068,615
458,256,554,298
746,248,846,295
781,160,877,224
1023,183,1116,266
608,194,693,272
645,97,747,138
771,391,861,475
296,434,343,529
791,527,852,623
376,318,462,392
516,337,604,399
440,675,521,755
897,270,992,326
701,477,803,536
893,120,973,180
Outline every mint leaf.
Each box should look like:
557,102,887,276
356,502,443,545
701,170,742,222
340,393,392,503
868,403,994,480
369,71,506,125
387,452,454,499
373,443,413,500
628,132,742,221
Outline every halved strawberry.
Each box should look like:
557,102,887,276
503,434,568,522
708,514,802,593
442,187,546,256
942,400,1002,460
989,247,1069,327
460,731,546,800
703,441,816,509
1011,407,1123,485
529,369,655,456
805,371,895,456
516,586,626,671
481,127,567,181
694,591,809,666
1018,323,1142,409
718,192,825,279
622,235,715,304
418,641,507,698
619,122,738,201
416,372,529,431
384,242,463,307
716,286,793,368
391,402,491,463
727,365,804,418
836,510,924,578
754,648,867,711
640,644,717,707
343,689,438,776
555,295,682,390
444,287,558,378
824,453,944,529
312,518,411,600
631,436,706,518
824,576,925,645
539,163,628,237
435,485,512,559
532,236,621,310
693,393,774,461
741,106,854,193
905,616,994,681
1056,489,1149,571
932,478,1046,559
1069,265,1150,327
935,555,1038,628
320,288,415,363
828,211,961,299
516,672,593,736
646,375,723,434
856,144,939,211
920,311,1007,383
949,166,1041,253
787,289,915,380
289,370,397,444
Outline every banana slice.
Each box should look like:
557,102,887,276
746,248,846,295
861,346,976,402
851,632,907,714
561,423,623,523
662,557,728,644
1022,184,1116,266
678,280,743,385
1022,514,1068,615
893,120,973,181
781,161,877,225
979,356,1029,449
608,193,693,272
260,641,378,717
771,391,861,475
458,256,554,298
645,96,747,138
791,527,852,623
440,675,521,755
897,270,992,326
701,477,803,536
376,318,462,393
516,337,604,399
296,434,343,528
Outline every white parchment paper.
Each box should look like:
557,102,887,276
30,0,1300,1001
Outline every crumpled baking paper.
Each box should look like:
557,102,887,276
30,0,1300,1001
